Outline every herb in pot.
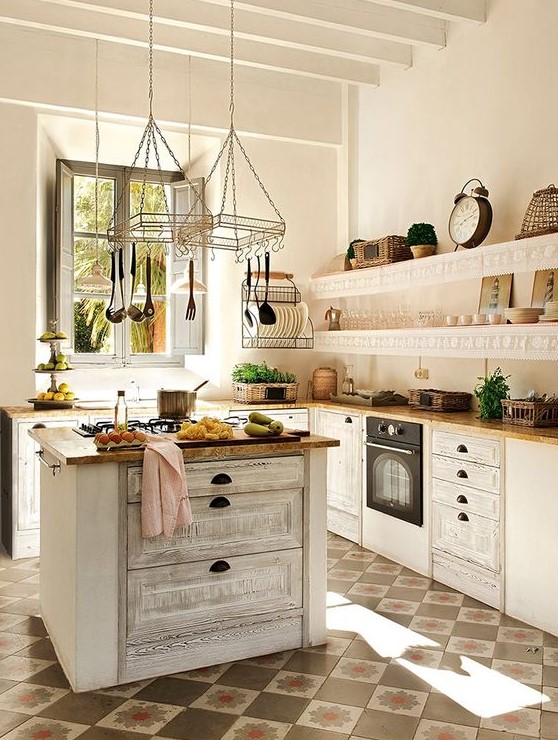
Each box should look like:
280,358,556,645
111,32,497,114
406,223,438,247
232,362,296,384
474,367,510,419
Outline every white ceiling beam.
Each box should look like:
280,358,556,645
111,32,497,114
0,0,381,85
364,0,486,24
204,0,447,48
29,0,412,68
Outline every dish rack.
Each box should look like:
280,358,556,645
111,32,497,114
241,272,313,349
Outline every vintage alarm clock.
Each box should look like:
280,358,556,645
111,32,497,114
448,178,493,249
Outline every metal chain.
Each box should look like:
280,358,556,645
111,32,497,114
148,0,154,117
233,131,284,222
94,38,100,258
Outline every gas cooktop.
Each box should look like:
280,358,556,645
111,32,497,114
74,415,248,438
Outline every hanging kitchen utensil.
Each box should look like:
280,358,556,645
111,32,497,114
244,257,254,328
258,251,276,325
127,242,145,322
192,379,210,392
185,259,196,321
142,252,155,319
105,250,117,320
105,251,126,323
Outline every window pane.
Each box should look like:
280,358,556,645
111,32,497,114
131,301,168,354
129,180,169,216
74,175,114,233
73,237,112,291
73,298,114,354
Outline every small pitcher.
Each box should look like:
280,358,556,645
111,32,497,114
324,306,342,331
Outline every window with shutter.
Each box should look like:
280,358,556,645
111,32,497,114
51,160,205,366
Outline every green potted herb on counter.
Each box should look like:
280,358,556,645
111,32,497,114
474,367,510,419
232,362,298,403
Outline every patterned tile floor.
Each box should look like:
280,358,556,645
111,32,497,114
0,534,556,739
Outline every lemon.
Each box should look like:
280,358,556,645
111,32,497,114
53,392,65,401
64,392,75,401
44,392,54,400
36,392,46,400
58,383,70,393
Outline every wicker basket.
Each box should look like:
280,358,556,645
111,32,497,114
408,389,472,412
354,235,412,268
516,184,558,239
232,382,298,404
501,399,558,427
312,367,337,400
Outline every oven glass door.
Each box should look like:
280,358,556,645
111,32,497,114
366,443,422,526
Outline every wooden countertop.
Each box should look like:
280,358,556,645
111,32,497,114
8,399,558,447
28,426,340,466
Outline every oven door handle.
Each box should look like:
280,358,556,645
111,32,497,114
364,441,415,455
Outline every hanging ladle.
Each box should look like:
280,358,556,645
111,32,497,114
142,251,155,319
243,257,254,328
127,242,145,322
106,249,127,323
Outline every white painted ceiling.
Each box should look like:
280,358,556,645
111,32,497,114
0,0,486,87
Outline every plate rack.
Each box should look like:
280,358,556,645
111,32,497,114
241,273,314,349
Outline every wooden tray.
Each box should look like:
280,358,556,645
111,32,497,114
172,429,301,448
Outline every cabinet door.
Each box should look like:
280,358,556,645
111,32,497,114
432,502,499,572
18,418,79,532
314,410,362,516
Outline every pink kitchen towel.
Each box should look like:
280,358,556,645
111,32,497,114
141,436,193,539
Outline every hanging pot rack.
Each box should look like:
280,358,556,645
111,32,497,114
106,0,209,252
175,0,286,262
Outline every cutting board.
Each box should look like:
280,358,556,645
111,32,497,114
170,429,301,449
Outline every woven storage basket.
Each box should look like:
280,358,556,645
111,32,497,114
354,235,411,268
312,367,337,400
232,382,298,404
501,399,558,427
408,389,472,412
516,184,558,239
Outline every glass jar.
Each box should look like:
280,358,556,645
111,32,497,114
342,365,354,395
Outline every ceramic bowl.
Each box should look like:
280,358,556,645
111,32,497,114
445,315,458,326
458,314,472,326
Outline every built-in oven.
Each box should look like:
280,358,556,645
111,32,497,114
365,417,422,527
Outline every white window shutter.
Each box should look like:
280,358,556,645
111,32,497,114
55,160,75,347
170,178,206,355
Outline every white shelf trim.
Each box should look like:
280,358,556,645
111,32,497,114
311,234,558,299
314,325,558,360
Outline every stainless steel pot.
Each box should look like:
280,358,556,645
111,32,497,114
157,390,197,419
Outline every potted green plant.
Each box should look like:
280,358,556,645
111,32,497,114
345,239,364,270
232,362,298,403
474,367,511,419
406,223,438,259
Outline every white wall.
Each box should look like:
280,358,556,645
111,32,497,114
0,26,342,406
334,0,558,400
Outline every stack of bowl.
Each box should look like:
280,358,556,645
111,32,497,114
503,307,544,324
539,301,558,323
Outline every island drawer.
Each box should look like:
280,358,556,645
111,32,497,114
126,454,304,503
431,479,499,521
432,430,500,467
432,501,499,572
432,551,500,610
431,454,500,494
127,548,303,638
127,487,303,568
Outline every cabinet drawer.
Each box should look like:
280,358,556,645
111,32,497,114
432,430,500,467
128,488,302,568
127,549,302,638
431,479,499,521
432,502,499,572
432,551,500,610
432,454,500,494
127,454,304,503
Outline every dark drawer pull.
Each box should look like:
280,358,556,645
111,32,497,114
209,560,231,573
209,496,231,509
456,494,468,504
456,444,468,453
345,416,353,423
211,473,232,485
457,512,469,522
456,469,468,479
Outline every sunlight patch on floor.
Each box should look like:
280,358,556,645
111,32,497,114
326,592,549,718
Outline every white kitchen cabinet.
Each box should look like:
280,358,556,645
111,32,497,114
431,429,502,609
1,412,83,559
313,408,363,544
505,438,558,635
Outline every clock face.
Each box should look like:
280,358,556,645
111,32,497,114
449,196,481,245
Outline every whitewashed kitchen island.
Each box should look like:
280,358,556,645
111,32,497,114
29,427,339,693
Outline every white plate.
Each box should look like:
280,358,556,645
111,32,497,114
271,305,285,338
282,305,295,338
296,302,309,337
